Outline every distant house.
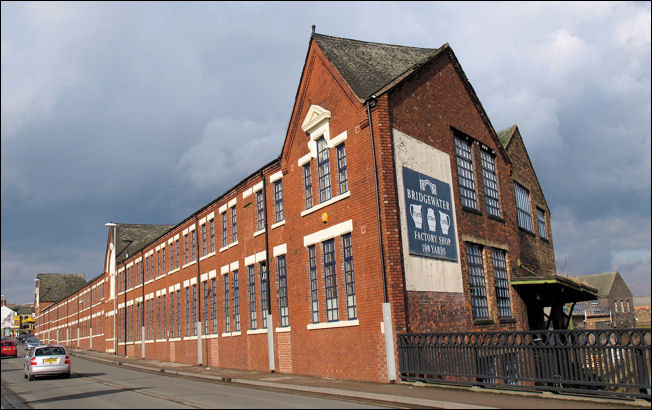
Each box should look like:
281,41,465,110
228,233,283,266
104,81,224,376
572,272,636,329
633,296,651,328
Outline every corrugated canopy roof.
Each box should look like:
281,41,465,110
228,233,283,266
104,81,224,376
313,34,443,101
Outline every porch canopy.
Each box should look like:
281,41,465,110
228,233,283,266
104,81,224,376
511,275,598,329
511,275,598,305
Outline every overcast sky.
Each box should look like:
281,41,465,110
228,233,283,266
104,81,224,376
2,1,650,305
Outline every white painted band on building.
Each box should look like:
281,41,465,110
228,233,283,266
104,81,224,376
273,243,287,257
269,171,283,183
303,220,353,247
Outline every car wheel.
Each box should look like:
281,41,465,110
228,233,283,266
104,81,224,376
28,373,34,381
63,372,71,379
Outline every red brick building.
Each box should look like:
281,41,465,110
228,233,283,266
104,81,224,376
34,31,591,383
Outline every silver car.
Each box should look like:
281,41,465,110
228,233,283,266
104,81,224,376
24,337,40,351
24,345,71,380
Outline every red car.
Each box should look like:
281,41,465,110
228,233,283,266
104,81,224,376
1,340,18,358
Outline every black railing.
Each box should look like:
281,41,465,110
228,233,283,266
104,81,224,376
397,328,651,399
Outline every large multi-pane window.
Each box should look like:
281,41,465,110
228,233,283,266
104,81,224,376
480,150,501,218
202,225,207,257
308,245,319,323
222,212,228,247
162,248,166,274
170,292,174,339
323,239,339,322
191,230,196,262
492,249,512,318
231,206,238,243
192,284,197,336
203,281,209,334
342,234,357,320
274,181,284,223
175,239,180,269
256,191,265,231
185,287,190,337
248,265,257,329
317,137,332,203
537,208,548,239
162,294,166,339
209,219,215,253
224,273,231,333
514,182,533,231
466,243,489,320
454,136,477,209
304,164,313,209
170,242,174,271
337,144,348,194
157,297,161,339
176,290,181,338
233,270,240,332
277,256,289,327
211,278,217,334
260,263,269,329
184,234,189,264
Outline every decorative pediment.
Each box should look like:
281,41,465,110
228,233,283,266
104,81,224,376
301,105,331,134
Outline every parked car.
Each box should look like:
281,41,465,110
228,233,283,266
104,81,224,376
17,333,29,343
24,336,40,351
24,345,71,380
1,340,18,358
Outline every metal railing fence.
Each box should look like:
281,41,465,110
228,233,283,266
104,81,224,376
397,328,651,399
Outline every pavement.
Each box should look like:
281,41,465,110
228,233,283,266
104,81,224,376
65,347,650,409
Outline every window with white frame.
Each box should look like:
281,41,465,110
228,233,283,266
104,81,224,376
162,294,166,338
480,150,501,218
233,270,240,332
184,234,189,264
170,292,174,338
224,273,230,333
274,180,284,223
201,225,207,257
323,239,339,322
454,136,478,209
317,137,332,203
209,219,215,253
304,164,313,209
514,182,533,231
308,245,319,323
256,191,265,231
260,263,269,328
203,281,209,334
211,278,217,333
191,230,196,262
277,256,288,327
222,212,228,247
231,206,238,243
248,265,257,330
342,234,356,320
337,144,348,194
185,287,190,337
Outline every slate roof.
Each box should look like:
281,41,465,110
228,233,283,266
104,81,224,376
115,224,174,264
313,34,443,101
496,124,517,148
37,273,87,303
575,272,618,297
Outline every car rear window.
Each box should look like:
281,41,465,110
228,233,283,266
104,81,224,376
35,347,65,356
1,341,15,346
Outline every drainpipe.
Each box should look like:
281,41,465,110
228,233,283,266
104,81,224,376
141,250,145,359
195,215,203,366
260,168,275,373
365,95,396,382
124,258,127,357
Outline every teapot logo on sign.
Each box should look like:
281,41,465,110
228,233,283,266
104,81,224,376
403,167,458,261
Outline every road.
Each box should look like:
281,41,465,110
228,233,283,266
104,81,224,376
0,354,387,409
